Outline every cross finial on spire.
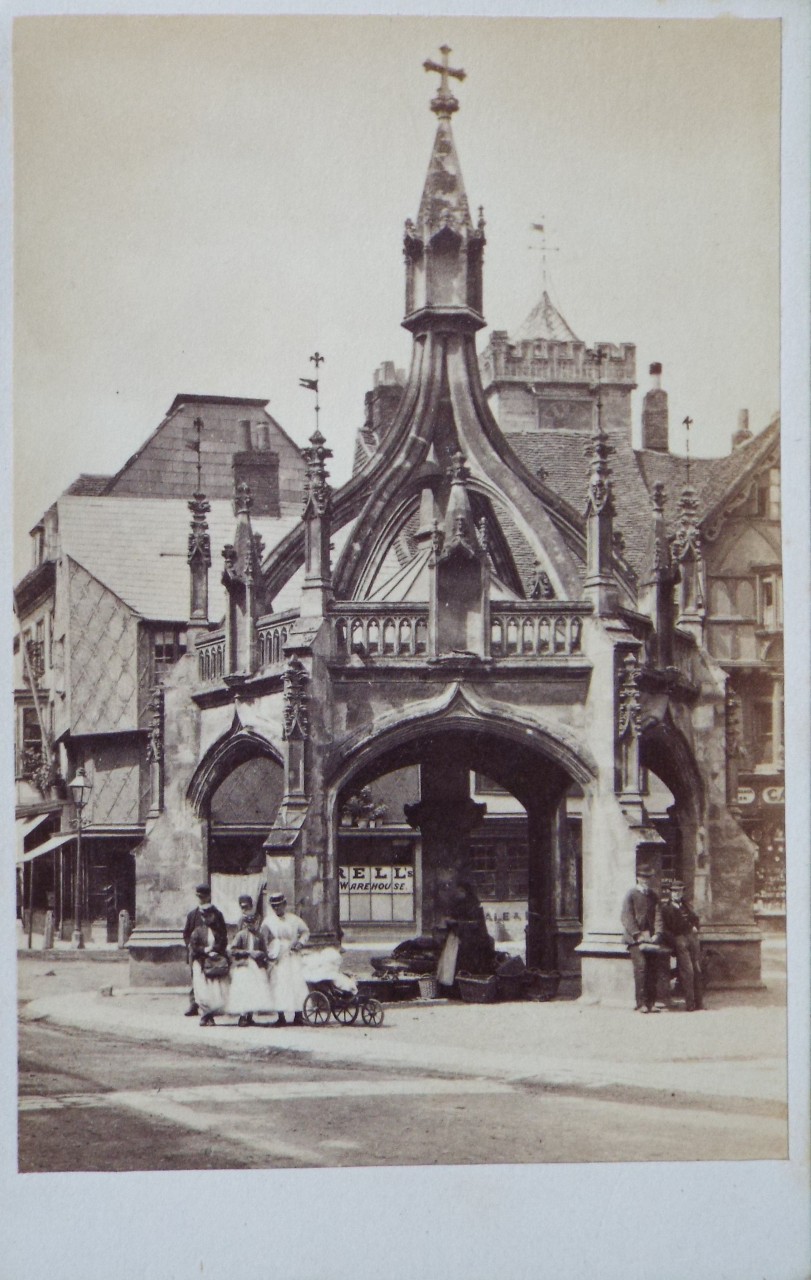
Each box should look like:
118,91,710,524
424,45,465,116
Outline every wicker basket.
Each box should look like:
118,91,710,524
418,976,438,999
457,974,499,1004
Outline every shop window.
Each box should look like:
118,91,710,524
152,628,188,681
470,836,529,901
338,841,415,925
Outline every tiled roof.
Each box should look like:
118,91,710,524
57,496,299,623
63,474,113,497
509,430,654,577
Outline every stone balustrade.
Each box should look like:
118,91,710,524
196,631,226,683
256,609,299,668
332,604,429,658
489,603,588,658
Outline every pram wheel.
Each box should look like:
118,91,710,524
332,1000,359,1025
361,999,384,1027
302,990,331,1026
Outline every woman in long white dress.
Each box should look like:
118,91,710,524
189,907,231,1026
261,892,310,1026
226,895,272,1027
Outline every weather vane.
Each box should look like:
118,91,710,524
299,352,325,434
529,219,560,289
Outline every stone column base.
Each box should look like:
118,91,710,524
127,927,189,987
575,936,634,1006
699,930,763,989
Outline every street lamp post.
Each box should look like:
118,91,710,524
68,766,92,950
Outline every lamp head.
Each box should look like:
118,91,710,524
68,766,92,810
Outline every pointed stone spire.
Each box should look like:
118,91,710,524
643,482,678,666
301,427,334,616
584,409,617,615
404,47,485,330
222,481,262,675
429,450,488,657
672,485,706,641
187,491,211,623
440,451,480,560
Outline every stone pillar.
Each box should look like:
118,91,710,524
146,683,164,818
405,750,486,934
301,429,333,618
264,618,337,944
584,405,618,617
187,492,211,623
128,662,208,986
672,486,706,642
525,803,557,971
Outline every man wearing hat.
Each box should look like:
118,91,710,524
660,879,704,1011
182,883,227,1016
620,865,668,1012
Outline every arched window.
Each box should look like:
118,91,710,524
399,618,412,654
522,618,535,654
554,617,567,653
506,618,519,655
491,618,504,655
415,618,428,655
383,619,396,655
367,619,380,655
538,618,551,653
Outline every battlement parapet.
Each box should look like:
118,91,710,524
481,333,636,388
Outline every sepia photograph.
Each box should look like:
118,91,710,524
4,8,809,1280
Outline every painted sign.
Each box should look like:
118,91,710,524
762,786,784,805
736,787,756,806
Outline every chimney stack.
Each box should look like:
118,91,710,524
641,363,669,452
239,419,253,452
255,423,270,451
732,409,753,451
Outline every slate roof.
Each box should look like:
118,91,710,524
57,497,299,623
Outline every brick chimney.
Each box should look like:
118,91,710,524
641,363,669,452
732,409,753,451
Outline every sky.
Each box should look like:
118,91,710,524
12,15,780,577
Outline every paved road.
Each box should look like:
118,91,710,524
18,1017,785,1172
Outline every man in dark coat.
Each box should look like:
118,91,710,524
660,879,704,1010
182,883,227,1015
620,865,667,1012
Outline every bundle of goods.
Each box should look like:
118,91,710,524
300,946,358,994
370,935,441,977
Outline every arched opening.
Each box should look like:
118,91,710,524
206,754,284,924
331,722,586,978
639,721,704,901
